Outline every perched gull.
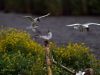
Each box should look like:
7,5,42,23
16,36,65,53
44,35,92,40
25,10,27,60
76,71,85,75
39,31,52,40
66,23,100,32
24,13,50,32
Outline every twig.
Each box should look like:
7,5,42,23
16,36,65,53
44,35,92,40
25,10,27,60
52,57,75,75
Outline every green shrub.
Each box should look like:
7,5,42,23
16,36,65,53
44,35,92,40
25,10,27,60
50,42,97,73
93,60,100,75
0,28,45,75
0,28,43,53
0,28,99,75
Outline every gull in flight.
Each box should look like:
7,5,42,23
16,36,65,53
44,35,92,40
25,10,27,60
39,30,52,40
66,23,100,32
66,23,81,30
76,71,85,75
24,13,50,32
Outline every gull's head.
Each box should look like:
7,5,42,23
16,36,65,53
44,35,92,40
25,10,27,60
47,30,52,34
47,30,52,38
47,30,50,33
37,18,40,22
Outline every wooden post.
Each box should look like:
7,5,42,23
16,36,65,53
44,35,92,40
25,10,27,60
44,40,52,75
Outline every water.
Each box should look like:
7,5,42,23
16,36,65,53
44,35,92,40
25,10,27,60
0,12,100,59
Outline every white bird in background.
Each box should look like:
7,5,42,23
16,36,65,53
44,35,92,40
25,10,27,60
76,71,85,75
39,31,52,40
24,13,50,32
82,23,100,27
66,23,100,32
66,23,81,30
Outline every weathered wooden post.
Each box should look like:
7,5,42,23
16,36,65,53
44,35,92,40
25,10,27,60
37,29,52,75
44,40,52,75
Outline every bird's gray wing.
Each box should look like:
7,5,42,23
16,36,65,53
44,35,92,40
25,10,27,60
66,23,81,26
37,13,50,19
82,23,100,27
91,23,100,25
24,16,34,22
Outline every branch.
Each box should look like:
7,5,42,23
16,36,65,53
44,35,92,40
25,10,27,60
52,57,75,75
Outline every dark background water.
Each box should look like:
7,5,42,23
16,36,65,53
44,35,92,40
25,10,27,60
0,12,100,59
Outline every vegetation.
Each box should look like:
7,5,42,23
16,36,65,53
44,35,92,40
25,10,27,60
0,28,99,75
50,42,100,75
0,0,100,15
0,28,45,75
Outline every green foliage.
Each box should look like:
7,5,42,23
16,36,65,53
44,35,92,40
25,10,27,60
93,60,100,75
0,28,43,53
0,28,99,75
0,28,45,75
50,42,98,73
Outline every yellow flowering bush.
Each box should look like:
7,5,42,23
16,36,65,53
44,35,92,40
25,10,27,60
0,28,99,75
0,28,45,75
0,28,44,54
50,42,97,72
